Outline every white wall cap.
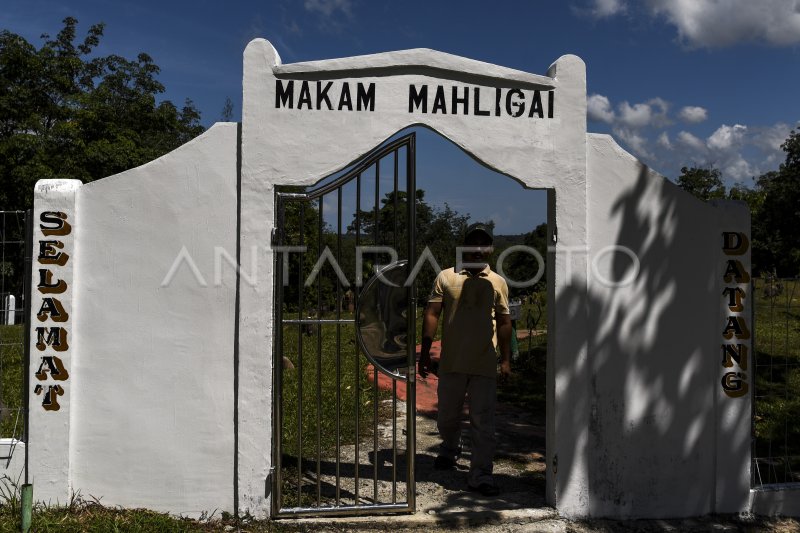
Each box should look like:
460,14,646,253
34,179,82,195
273,47,556,90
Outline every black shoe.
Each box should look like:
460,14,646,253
434,456,456,470
468,482,500,496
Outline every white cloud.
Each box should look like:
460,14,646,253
304,0,354,17
721,154,754,182
593,0,627,17
707,124,747,151
657,132,672,150
647,0,800,47
587,94,615,123
617,98,670,128
751,123,793,153
585,93,795,184
618,102,652,128
676,131,706,152
678,106,707,124
573,0,627,18
614,127,654,159
578,0,800,47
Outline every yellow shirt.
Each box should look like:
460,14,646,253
428,266,510,377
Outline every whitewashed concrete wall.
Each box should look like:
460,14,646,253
29,123,239,515
585,134,725,517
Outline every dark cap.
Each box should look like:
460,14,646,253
464,222,493,244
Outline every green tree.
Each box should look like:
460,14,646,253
500,223,548,298
0,17,205,212
752,128,800,276
676,165,726,201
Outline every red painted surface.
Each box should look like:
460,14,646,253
367,341,441,417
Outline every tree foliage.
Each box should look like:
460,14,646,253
499,222,548,298
753,129,800,276
0,17,205,211
676,166,726,201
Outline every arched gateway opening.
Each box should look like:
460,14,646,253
270,126,550,517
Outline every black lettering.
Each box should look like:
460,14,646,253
722,286,746,312
356,83,375,111
38,240,68,266
721,344,748,369
37,269,66,294
40,211,71,236
473,87,490,116
409,84,427,113
35,355,69,381
495,88,502,116
723,259,750,283
452,86,468,115
338,84,353,110
35,326,69,352
297,81,312,109
506,89,525,117
548,90,554,118
721,372,748,398
722,316,750,340
432,86,447,114
34,384,64,411
316,81,333,110
528,90,544,118
37,297,68,322
723,232,749,255
275,80,294,109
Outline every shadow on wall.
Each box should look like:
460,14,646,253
555,161,745,518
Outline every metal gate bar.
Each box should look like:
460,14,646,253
273,133,416,517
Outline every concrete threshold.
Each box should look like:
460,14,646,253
277,506,559,530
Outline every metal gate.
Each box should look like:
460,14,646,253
272,133,417,517
1,210,32,473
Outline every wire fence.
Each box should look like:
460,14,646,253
1,210,27,445
752,275,800,486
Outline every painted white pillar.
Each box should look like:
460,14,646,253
4,295,15,325
238,40,281,517
544,55,590,517
712,199,752,513
28,179,81,504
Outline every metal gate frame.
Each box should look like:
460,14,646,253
272,133,417,517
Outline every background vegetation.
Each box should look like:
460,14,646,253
676,127,800,277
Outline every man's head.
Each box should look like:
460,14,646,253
462,223,493,271
464,222,493,247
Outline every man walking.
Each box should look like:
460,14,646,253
418,222,512,496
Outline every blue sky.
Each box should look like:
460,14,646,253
3,0,800,233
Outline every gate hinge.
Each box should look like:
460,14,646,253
270,228,278,247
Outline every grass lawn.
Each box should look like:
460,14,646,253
0,325,24,439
